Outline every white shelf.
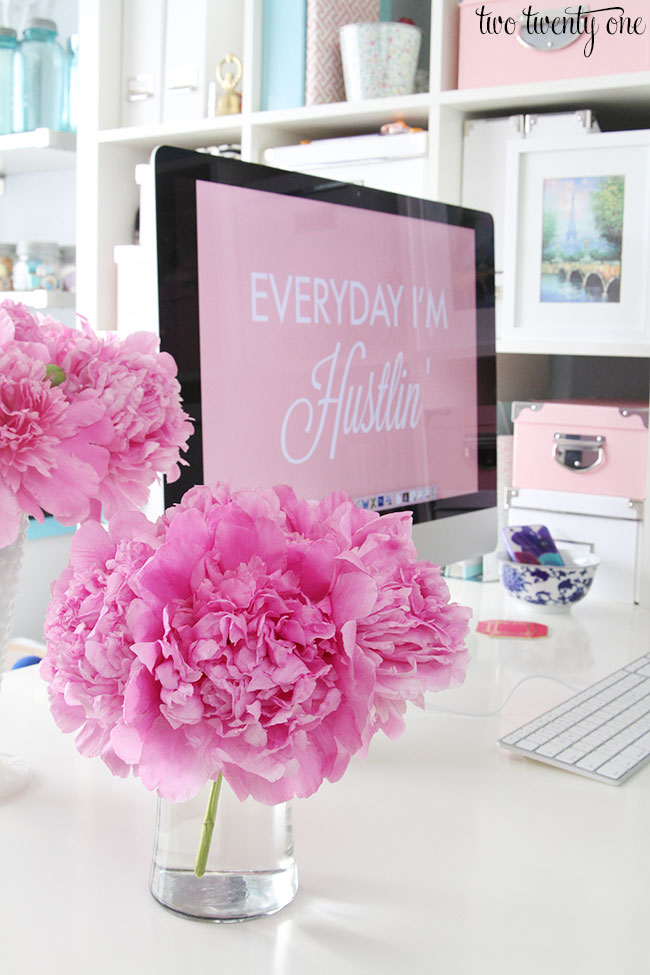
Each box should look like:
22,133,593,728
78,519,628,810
0,129,76,174
97,114,244,152
7,290,76,310
497,337,650,358
93,71,650,156
441,71,650,115
250,93,431,139
96,93,432,152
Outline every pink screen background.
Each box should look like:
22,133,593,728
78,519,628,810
196,180,478,502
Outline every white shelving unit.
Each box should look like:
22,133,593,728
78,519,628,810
0,126,77,320
75,0,650,334
441,70,650,113
72,0,650,603
0,134,76,323
0,129,76,173
0,0,78,323
8,289,76,310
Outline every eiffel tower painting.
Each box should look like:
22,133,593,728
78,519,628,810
540,175,624,303
562,185,581,255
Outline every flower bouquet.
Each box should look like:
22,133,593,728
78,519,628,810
41,481,471,919
0,298,192,798
0,299,192,547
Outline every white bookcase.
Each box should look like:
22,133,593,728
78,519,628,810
69,0,650,603
0,1,78,327
73,1,650,335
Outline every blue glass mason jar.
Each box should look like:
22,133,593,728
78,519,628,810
62,33,78,132
21,17,65,131
0,27,22,134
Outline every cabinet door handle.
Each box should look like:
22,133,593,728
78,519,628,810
126,74,155,102
553,433,606,473
166,83,198,94
517,6,588,52
166,66,199,95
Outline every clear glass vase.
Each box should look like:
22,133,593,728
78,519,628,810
0,515,31,800
149,778,298,921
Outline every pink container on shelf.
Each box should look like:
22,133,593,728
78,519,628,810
512,401,649,500
457,1,650,89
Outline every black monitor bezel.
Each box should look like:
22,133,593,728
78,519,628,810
154,144,497,521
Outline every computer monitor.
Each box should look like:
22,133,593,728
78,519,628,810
154,146,497,566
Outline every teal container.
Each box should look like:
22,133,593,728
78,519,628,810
0,27,21,134
21,17,65,131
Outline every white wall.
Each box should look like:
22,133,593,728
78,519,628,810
0,169,76,244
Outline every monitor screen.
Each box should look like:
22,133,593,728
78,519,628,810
154,146,497,565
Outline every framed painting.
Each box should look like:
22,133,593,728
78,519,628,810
502,130,650,353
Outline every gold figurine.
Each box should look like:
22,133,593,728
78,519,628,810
216,54,242,115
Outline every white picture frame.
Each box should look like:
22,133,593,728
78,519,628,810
502,130,650,355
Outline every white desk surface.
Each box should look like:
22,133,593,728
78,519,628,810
2,579,650,975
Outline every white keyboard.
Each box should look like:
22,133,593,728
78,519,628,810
499,653,650,785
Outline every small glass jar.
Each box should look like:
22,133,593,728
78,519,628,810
13,241,61,291
0,27,22,135
150,780,298,921
0,244,15,291
60,245,76,292
21,18,65,131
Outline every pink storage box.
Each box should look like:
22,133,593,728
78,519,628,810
512,402,649,500
457,1,650,89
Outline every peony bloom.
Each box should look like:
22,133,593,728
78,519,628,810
40,318,193,516
0,299,193,541
276,486,470,745
42,482,471,806
41,511,163,776
0,341,103,546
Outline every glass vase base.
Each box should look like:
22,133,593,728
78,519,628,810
0,753,31,800
150,864,298,922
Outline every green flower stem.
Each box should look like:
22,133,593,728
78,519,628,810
194,773,223,878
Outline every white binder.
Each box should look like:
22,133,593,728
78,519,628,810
120,0,167,128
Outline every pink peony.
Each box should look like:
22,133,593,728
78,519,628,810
42,483,471,805
274,486,471,745
0,300,193,541
41,511,163,776
40,318,193,516
0,341,104,546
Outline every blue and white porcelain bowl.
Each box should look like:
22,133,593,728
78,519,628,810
497,551,600,612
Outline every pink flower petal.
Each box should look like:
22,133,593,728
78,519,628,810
138,718,210,801
110,722,144,764
329,567,378,627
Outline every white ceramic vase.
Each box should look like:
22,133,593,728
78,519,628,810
0,515,31,799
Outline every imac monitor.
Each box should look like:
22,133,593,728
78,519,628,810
154,146,497,566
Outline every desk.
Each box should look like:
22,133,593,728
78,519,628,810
2,580,650,975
